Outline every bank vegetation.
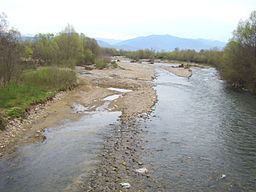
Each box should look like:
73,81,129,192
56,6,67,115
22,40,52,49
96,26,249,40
110,11,256,93
0,13,111,128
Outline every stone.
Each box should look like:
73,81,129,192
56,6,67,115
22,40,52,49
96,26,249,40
138,161,143,166
135,167,148,174
220,174,226,179
120,182,131,189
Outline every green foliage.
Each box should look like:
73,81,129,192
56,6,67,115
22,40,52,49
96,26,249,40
111,60,118,68
32,33,59,65
0,17,108,123
20,24,101,68
219,11,256,92
155,49,223,66
95,58,109,69
6,107,24,118
121,48,223,67
101,48,120,57
0,67,76,119
21,67,77,91
122,49,155,60
0,13,23,86
0,83,53,118
77,49,95,66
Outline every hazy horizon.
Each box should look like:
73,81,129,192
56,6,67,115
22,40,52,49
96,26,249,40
2,0,255,41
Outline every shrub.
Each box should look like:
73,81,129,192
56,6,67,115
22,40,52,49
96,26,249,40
95,58,109,69
0,67,77,119
21,67,77,91
111,60,118,68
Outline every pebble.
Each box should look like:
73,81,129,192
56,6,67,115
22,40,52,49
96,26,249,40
135,167,148,174
120,182,131,189
138,161,143,165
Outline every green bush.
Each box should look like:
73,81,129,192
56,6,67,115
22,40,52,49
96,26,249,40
95,58,109,69
0,67,77,119
111,60,118,68
21,67,77,91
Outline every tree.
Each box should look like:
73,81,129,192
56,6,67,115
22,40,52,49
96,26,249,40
32,33,59,65
54,24,81,67
0,13,22,86
220,11,256,92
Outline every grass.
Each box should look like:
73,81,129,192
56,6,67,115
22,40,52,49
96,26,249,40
0,67,77,121
21,67,77,91
0,83,54,118
0,114,6,130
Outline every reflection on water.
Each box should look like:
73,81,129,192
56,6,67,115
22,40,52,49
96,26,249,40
0,111,121,192
143,67,256,191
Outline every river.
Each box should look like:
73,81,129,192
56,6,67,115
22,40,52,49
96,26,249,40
0,66,256,191
142,66,256,191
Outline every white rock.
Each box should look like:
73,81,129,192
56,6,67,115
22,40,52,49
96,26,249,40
135,167,148,174
220,174,226,179
120,182,131,189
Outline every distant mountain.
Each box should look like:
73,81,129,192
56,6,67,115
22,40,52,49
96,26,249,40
21,35,35,41
97,34,226,51
96,38,122,45
96,40,114,48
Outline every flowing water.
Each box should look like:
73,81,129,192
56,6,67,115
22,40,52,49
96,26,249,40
0,111,121,192
142,67,256,191
0,66,256,192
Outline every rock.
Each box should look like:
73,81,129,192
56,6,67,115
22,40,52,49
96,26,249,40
138,161,143,166
120,182,131,189
135,167,148,174
220,174,226,179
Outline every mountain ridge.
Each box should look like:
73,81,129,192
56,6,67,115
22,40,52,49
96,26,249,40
96,34,226,51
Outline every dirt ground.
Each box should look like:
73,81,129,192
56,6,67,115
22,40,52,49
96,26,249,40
0,61,156,157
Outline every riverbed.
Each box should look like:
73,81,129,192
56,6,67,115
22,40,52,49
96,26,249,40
0,64,256,191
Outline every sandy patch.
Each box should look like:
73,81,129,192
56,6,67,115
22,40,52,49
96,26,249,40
0,61,157,156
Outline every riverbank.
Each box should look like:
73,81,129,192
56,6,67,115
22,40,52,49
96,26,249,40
0,62,156,157
161,65,192,77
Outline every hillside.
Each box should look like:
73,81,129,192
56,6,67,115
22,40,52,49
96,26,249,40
97,34,226,51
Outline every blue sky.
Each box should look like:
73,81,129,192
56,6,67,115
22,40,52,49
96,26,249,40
1,0,255,41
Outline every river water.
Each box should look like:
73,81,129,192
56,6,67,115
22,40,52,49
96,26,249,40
0,111,121,192
0,66,256,191
143,67,256,191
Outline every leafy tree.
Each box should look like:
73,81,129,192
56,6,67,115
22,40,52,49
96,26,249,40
220,11,256,91
32,33,59,65
0,13,22,86
54,25,81,67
